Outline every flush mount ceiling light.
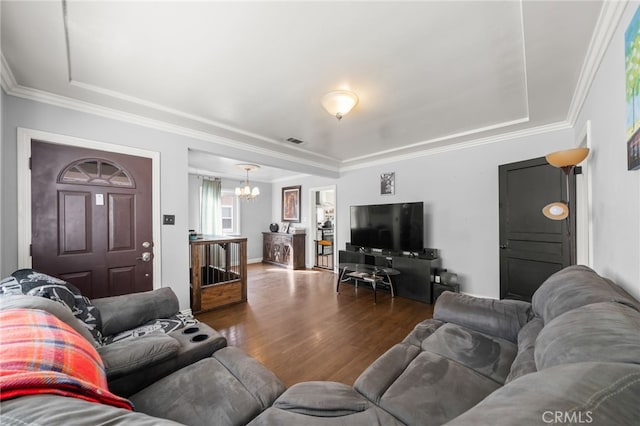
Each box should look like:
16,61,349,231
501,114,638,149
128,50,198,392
321,90,359,120
235,164,260,200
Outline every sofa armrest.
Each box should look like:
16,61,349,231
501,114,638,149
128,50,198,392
92,288,179,336
98,334,180,379
433,292,531,343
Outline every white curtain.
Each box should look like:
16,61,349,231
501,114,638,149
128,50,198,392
201,178,222,235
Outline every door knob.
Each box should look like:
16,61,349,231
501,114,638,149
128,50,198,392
500,244,508,250
137,252,152,262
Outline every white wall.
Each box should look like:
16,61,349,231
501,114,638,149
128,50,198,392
0,94,277,311
339,131,575,298
574,2,640,299
3,95,229,309
266,4,640,301
5,1,640,304
0,86,278,310
273,128,572,298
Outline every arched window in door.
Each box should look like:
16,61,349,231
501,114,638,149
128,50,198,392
58,158,135,188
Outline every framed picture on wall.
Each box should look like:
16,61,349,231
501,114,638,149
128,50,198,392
626,6,640,171
282,185,301,222
380,172,395,195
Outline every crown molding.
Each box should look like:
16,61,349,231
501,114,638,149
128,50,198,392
0,68,340,176
566,0,628,125
342,116,530,164
1,53,18,92
68,79,341,164
2,0,618,178
340,120,573,172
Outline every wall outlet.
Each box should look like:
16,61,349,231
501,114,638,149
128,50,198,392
163,214,175,225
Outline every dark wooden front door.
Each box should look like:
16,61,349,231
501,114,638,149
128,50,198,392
31,140,153,299
498,157,575,301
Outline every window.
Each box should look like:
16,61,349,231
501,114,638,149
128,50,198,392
221,191,239,234
59,158,134,187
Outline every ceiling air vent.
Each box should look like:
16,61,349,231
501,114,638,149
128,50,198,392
285,137,305,145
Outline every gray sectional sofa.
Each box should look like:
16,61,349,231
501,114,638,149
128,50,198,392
2,265,640,425
0,270,227,397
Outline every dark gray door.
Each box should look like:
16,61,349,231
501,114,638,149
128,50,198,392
498,157,575,301
31,140,154,299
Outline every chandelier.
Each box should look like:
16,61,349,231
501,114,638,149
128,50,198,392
235,164,260,200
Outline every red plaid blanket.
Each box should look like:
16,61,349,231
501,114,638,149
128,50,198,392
0,308,132,410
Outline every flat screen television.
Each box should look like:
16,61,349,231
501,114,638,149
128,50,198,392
350,202,424,252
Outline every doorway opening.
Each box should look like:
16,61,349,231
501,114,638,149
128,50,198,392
308,186,336,271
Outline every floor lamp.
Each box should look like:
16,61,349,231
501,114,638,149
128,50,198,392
542,147,590,265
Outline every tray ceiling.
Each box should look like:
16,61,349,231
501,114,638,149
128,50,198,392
1,1,604,175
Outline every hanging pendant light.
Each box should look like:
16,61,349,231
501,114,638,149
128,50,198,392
235,164,260,200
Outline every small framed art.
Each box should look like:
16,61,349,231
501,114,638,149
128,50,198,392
282,185,301,222
380,172,395,195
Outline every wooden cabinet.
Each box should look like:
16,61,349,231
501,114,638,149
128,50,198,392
263,232,306,269
190,236,247,313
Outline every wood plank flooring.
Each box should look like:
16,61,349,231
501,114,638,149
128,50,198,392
196,263,433,387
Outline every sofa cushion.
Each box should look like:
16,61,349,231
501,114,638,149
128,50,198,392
401,319,444,347
93,287,179,337
532,265,640,323
131,347,285,426
422,323,517,384
505,316,543,383
355,343,422,404
373,351,501,425
249,383,404,426
444,362,640,426
98,334,180,379
433,291,531,343
272,382,370,416
535,302,640,370
1,395,182,426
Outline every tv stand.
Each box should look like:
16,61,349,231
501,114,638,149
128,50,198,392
338,249,441,304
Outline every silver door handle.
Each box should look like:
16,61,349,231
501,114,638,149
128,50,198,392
137,252,152,262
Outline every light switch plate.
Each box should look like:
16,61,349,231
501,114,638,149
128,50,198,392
163,214,175,225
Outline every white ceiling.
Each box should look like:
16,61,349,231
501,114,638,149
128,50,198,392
1,1,604,178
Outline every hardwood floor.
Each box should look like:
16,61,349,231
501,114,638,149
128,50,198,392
196,263,433,387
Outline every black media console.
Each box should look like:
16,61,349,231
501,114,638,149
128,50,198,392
338,247,441,304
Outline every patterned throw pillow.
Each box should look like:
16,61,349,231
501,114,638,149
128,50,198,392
2,269,103,344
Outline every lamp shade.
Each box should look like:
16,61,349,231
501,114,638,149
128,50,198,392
545,147,590,168
321,90,358,120
542,202,569,220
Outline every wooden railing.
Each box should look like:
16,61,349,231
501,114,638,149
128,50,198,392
190,236,247,313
